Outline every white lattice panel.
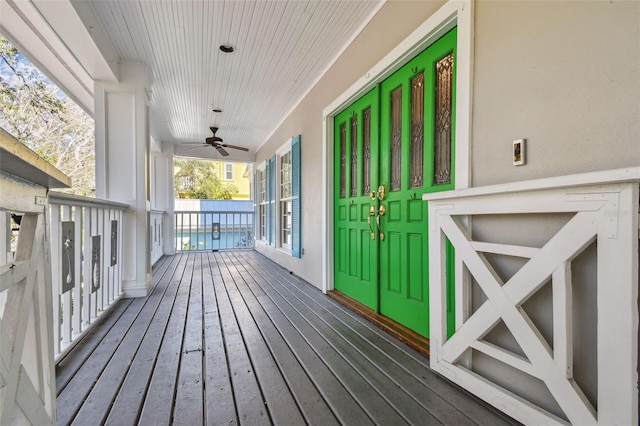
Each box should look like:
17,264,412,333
426,169,640,425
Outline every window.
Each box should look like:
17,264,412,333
224,163,233,180
279,150,292,249
258,167,266,241
256,135,301,258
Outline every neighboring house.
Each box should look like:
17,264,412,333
173,160,250,200
212,161,251,200
0,1,638,425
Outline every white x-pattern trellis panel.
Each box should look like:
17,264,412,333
0,175,56,425
427,174,639,426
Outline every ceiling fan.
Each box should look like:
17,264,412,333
182,127,249,156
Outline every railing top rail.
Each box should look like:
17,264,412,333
175,210,255,214
423,167,640,202
49,191,129,210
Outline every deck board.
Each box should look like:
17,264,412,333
56,251,519,426
104,255,184,425
201,253,237,425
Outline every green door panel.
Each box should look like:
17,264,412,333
334,28,457,338
333,86,380,310
378,28,456,338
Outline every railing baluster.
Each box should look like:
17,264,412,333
50,204,61,354
232,213,236,248
97,207,105,313
82,206,91,329
61,205,72,348
90,207,97,321
196,211,200,250
72,206,82,337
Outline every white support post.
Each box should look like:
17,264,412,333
95,62,152,298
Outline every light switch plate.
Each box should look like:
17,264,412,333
513,139,525,166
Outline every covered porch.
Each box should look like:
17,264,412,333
55,250,515,426
1,0,639,424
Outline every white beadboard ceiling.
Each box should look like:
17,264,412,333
79,0,383,158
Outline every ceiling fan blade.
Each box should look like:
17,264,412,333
215,146,230,156
222,143,249,152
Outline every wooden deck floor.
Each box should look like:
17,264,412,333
55,251,517,426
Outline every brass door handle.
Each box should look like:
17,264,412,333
376,212,384,241
367,206,376,240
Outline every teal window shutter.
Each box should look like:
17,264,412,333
291,135,302,258
268,155,276,247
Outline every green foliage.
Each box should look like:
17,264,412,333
0,37,95,196
174,158,239,200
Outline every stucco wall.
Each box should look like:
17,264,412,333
472,0,640,186
255,0,446,287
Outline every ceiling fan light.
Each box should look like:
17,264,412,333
219,44,234,53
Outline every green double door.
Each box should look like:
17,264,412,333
334,29,456,338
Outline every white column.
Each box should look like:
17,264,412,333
94,62,152,298
151,141,176,256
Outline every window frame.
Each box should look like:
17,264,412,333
224,162,234,180
257,163,267,242
276,138,293,252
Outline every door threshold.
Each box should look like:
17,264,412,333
327,290,430,357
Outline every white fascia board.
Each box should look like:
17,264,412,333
0,1,93,113
33,0,118,82
1,0,119,115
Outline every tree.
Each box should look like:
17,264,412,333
0,37,95,196
174,158,239,199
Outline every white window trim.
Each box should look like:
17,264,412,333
321,0,474,294
224,162,234,180
276,138,293,253
256,161,267,245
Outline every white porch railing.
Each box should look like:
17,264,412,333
150,209,165,265
175,210,254,251
48,192,128,360
424,168,640,426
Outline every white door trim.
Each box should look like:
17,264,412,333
321,0,474,293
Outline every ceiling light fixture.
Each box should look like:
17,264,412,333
219,44,234,53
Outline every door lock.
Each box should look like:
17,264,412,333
377,185,386,201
